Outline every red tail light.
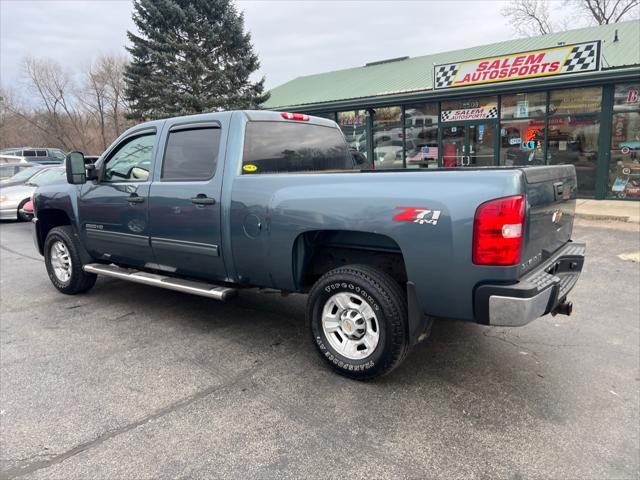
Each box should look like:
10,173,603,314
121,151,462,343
473,195,525,266
281,112,309,121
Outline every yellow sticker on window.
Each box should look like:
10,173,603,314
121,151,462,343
243,164,257,173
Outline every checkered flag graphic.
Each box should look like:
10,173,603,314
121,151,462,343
561,43,598,73
435,64,459,88
440,110,453,121
485,107,498,119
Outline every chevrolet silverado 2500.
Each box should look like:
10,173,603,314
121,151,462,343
32,110,585,379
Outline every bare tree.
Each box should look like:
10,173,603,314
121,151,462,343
81,55,130,151
83,60,110,150
576,0,640,24
20,57,91,151
503,0,640,37
502,0,555,36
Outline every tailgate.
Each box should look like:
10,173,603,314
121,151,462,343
520,165,576,276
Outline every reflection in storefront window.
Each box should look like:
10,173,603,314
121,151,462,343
613,83,640,112
404,103,438,168
609,112,640,199
500,119,545,166
501,92,546,119
549,87,602,115
372,106,403,169
547,116,600,197
337,110,368,161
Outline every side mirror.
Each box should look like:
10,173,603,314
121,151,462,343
66,151,86,184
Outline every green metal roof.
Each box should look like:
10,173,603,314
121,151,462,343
264,20,640,110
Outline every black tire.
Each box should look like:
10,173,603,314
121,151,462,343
17,199,30,222
44,226,97,295
307,264,409,380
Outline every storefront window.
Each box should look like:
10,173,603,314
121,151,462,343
314,112,336,121
500,119,545,166
613,83,640,112
549,87,602,115
372,106,402,169
337,110,368,160
404,103,438,168
547,116,600,196
501,92,546,119
608,84,640,199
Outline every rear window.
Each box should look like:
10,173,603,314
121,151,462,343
162,127,221,181
242,121,353,174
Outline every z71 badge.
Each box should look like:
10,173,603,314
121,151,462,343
393,207,442,225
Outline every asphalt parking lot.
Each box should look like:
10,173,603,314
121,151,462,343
1,219,638,479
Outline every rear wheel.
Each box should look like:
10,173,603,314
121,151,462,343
44,226,96,294
307,264,409,380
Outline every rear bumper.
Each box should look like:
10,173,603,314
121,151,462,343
475,241,586,326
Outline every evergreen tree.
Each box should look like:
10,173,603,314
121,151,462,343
125,0,269,120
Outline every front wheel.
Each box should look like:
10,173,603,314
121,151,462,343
44,226,97,295
17,199,30,222
307,265,409,380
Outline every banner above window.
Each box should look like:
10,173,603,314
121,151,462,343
434,41,600,90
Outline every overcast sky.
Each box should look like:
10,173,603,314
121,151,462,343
2,0,526,93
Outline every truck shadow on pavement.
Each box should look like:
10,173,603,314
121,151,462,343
87,276,570,428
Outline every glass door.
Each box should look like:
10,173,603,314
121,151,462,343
468,123,495,167
442,125,465,167
441,122,496,167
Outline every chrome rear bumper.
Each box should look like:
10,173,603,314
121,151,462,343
475,241,586,327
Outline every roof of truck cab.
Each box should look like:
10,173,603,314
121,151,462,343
263,20,640,110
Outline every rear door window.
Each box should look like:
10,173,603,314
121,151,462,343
162,127,221,181
36,150,48,157
242,121,354,174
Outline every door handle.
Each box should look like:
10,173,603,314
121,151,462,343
191,195,216,205
127,194,145,204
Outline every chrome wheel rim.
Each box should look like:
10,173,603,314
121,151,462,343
50,241,72,283
321,292,380,360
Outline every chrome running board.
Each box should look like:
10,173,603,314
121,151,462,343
83,263,236,301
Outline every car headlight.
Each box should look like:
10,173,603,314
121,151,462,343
0,195,7,202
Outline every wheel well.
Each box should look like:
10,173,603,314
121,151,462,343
293,230,407,291
37,209,71,254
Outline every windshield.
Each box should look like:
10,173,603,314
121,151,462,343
6,166,42,183
28,168,65,186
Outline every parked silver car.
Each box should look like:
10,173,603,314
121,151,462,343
0,165,46,187
0,163,35,182
0,166,66,221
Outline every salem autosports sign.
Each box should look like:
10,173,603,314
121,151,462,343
434,41,600,90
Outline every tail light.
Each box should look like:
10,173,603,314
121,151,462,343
473,195,525,266
281,112,309,121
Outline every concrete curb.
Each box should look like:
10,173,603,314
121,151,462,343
575,213,631,223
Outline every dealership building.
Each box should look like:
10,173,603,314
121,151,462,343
264,21,640,199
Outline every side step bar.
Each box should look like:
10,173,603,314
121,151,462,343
83,263,236,301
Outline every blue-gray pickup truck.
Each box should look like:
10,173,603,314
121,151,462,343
32,110,585,379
